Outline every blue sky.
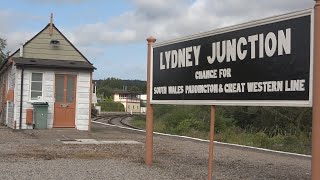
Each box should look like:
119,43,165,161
0,0,313,80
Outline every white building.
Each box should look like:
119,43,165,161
0,19,95,130
113,91,141,113
138,94,147,113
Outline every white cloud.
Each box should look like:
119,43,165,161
4,32,36,53
0,9,45,52
68,0,314,46
2,0,314,50
0,30,36,54
0,0,315,61
76,45,105,62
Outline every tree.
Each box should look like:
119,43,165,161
0,38,8,64
97,86,113,98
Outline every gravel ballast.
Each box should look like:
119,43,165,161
0,118,311,179
0,159,175,180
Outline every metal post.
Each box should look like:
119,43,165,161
208,105,216,180
145,36,156,166
312,1,320,179
19,67,24,130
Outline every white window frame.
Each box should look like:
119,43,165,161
29,72,44,102
119,94,126,99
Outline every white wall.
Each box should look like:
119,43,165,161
113,94,120,101
138,94,147,101
76,72,91,130
14,68,91,130
126,102,140,113
15,69,54,129
140,107,146,113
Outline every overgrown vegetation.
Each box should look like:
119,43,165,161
132,105,311,154
98,102,125,112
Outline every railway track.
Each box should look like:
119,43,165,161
93,114,142,130
119,116,142,130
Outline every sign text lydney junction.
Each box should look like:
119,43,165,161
151,10,313,106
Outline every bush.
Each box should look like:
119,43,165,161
215,111,235,134
98,102,125,112
91,105,98,116
253,132,272,148
176,118,198,133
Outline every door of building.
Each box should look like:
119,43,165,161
53,74,76,127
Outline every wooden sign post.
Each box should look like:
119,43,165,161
145,36,156,166
208,106,216,180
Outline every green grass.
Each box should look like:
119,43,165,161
131,116,146,128
131,116,311,155
214,129,311,154
132,115,166,133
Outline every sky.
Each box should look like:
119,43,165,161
0,0,314,80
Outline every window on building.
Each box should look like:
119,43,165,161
31,73,43,101
119,94,126,99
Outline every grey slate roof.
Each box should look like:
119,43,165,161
13,57,95,71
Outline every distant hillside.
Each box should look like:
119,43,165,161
94,78,146,98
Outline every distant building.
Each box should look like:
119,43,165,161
92,82,98,105
113,91,140,113
138,94,147,113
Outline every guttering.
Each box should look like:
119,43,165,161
19,66,24,130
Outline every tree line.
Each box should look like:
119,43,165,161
94,78,146,99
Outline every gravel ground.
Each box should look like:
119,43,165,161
0,159,175,180
0,118,311,180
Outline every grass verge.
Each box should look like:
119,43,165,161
131,116,310,155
